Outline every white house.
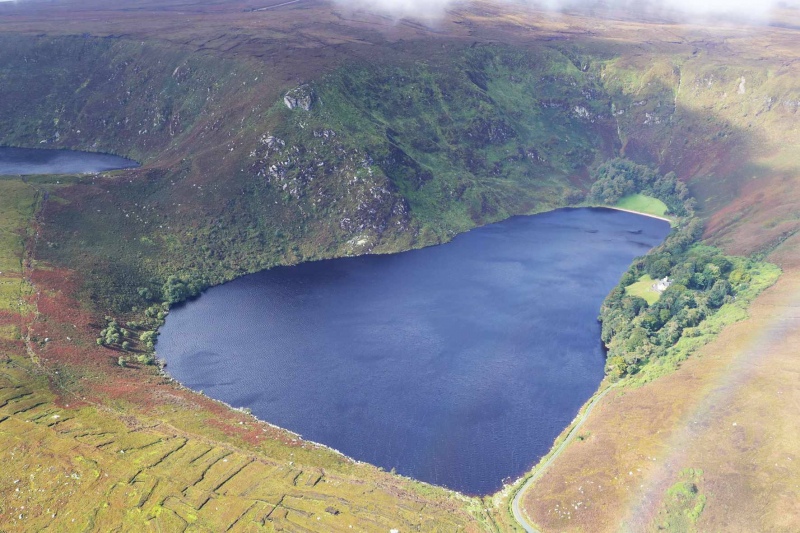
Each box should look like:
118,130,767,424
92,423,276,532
653,277,672,293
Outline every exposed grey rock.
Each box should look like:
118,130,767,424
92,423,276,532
284,84,314,111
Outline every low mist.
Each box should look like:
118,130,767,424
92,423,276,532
331,0,790,23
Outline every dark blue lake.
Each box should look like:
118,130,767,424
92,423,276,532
0,146,138,175
158,208,670,495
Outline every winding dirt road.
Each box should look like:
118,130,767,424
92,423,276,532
511,383,620,532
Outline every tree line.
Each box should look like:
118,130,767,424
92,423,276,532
588,158,695,217
593,159,767,378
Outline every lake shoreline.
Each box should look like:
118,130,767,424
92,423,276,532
0,145,139,175
603,206,672,220
600,205,674,225
157,207,670,496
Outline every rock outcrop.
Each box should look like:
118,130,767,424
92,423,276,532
284,84,314,111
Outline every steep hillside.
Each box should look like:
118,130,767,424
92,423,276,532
4,37,621,313
18,32,800,314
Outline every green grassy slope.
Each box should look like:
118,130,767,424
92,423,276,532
625,274,661,305
0,36,240,164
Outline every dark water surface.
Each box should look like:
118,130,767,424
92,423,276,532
0,146,138,175
158,208,670,495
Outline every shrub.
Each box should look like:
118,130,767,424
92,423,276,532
162,273,207,305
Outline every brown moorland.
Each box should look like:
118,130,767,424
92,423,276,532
518,235,800,533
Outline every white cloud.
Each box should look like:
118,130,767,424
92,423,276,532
331,0,784,22
332,0,457,18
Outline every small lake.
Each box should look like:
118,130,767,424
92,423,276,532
158,208,670,495
0,146,139,175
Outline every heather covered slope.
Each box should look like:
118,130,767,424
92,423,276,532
0,177,485,531
0,1,799,531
